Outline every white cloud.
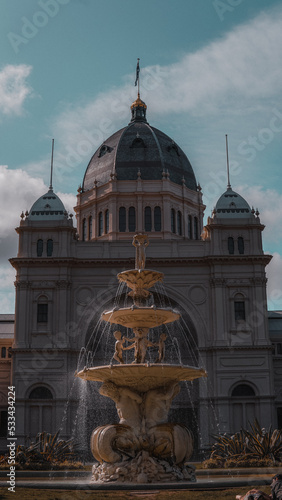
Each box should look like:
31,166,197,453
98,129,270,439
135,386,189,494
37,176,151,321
0,266,15,314
266,253,282,311
0,64,32,117
236,185,282,245
0,165,46,237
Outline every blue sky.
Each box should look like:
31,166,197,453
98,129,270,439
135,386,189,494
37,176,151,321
1,0,282,312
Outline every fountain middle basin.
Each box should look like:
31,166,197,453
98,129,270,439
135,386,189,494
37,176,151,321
77,363,206,392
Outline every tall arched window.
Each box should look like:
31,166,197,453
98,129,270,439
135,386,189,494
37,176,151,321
98,212,103,236
145,207,152,232
37,239,43,257
128,207,136,232
238,237,244,255
231,384,256,432
228,236,234,255
105,210,109,234
188,215,192,239
177,211,182,235
119,207,126,232
28,386,54,437
194,217,199,239
47,239,53,257
1,347,6,358
154,206,161,232
171,209,176,233
82,219,86,241
88,216,92,240
234,293,246,321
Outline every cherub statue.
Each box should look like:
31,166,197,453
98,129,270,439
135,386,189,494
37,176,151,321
113,330,126,364
124,327,155,364
155,332,167,363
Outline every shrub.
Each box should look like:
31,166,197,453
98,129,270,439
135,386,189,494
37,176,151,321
204,419,282,468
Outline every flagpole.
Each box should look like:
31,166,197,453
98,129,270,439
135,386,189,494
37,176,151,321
225,134,231,189
137,58,140,96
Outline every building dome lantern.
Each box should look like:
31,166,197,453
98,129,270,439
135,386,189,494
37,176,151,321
130,92,147,122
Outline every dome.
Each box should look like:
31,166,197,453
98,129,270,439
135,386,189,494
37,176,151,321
214,187,251,218
28,188,66,221
82,96,197,191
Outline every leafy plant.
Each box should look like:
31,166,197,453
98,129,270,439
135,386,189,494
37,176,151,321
204,419,282,468
0,431,82,470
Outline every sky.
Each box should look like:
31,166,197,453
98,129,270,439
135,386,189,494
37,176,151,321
1,0,282,313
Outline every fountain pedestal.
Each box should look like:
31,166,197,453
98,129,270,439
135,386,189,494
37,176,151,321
76,234,206,484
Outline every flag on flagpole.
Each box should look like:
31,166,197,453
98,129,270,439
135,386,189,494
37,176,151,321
135,59,140,86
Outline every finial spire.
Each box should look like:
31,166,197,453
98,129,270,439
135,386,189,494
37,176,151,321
225,134,231,189
49,138,54,191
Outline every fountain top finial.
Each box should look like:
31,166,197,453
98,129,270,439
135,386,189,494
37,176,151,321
132,234,149,271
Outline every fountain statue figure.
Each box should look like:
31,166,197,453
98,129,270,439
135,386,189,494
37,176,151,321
76,234,207,484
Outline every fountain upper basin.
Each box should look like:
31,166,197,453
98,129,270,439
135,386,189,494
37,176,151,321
101,307,180,328
76,364,207,392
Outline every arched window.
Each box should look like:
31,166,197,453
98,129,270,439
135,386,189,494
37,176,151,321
194,217,199,239
88,216,92,240
177,211,182,235
119,207,126,232
154,206,161,232
82,218,86,241
188,215,193,239
29,387,53,399
47,239,53,257
231,384,255,397
8,348,12,359
37,239,43,257
238,237,244,255
37,303,48,323
28,387,54,437
0,408,7,437
234,293,246,321
231,383,256,432
98,212,103,236
228,236,234,255
1,347,6,358
171,209,176,233
128,207,136,232
145,207,152,232
105,210,109,234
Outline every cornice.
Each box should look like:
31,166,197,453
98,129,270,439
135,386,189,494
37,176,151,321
12,348,81,353
9,254,272,270
199,345,273,351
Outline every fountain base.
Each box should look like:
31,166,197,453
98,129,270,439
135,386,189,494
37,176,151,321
91,450,196,483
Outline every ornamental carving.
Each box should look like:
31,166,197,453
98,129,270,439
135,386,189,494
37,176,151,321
55,280,72,289
250,277,267,286
14,280,32,289
210,278,226,287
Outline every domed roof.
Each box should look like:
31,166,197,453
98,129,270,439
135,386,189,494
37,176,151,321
82,96,197,191
214,187,252,218
29,188,66,221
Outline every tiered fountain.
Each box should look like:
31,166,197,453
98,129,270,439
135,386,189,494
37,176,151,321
76,234,206,484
